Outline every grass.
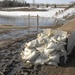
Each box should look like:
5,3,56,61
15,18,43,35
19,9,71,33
1,7,48,11
0,25,29,29
0,23,62,30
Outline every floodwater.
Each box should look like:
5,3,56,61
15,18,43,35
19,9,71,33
0,16,55,40
0,16,55,26
0,28,42,40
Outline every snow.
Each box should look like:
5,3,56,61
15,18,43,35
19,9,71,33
0,8,64,18
37,6,52,10
55,8,75,18
0,7,75,20
2,7,29,10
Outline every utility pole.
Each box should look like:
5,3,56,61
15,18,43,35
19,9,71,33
33,0,35,8
13,0,15,7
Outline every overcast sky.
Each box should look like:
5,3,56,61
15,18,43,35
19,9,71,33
25,0,75,4
0,0,75,4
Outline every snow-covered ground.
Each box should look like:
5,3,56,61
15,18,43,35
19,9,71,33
0,8,64,18
0,7,75,19
2,6,51,10
56,8,75,18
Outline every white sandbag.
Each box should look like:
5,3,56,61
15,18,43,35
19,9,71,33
40,53,48,59
47,42,59,50
21,29,68,66
25,39,38,48
37,37,47,45
52,30,67,42
52,30,67,38
47,61,58,66
34,56,46,65
21,47,39,60
23,47,36,56
49,35,67,43
49,53,59,63
57,36,67,42
42,28,52,36
37,33,45,38
20,51,26,59
49,36,57,43
37,32,52,44
47,40,66,50
25,51,40,61
36,45,46,53
59,46,67,56
20,47,33,59
44,49,55,55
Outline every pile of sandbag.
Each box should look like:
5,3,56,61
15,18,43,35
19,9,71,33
20,29,68,66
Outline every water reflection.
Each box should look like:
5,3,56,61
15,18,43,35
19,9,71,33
0,16,55,26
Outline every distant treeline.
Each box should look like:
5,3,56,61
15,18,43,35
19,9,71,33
0,1,30,7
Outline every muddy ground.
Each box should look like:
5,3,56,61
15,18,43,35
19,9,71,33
0,34,38,75
0,19,75,75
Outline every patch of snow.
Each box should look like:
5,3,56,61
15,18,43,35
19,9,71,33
55,8,75,18
0,8,64,18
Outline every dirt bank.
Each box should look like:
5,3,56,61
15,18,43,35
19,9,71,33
57,19,75,33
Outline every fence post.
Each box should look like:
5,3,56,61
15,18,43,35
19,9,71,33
37,15,39,33
28,14,30,35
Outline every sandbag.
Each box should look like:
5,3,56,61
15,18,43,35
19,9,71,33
34,56,46,65
37,37,47,45
57,36,67,42
25,51,40,61
36,45,46,53
20,51,26,60
25,39,38,48
37,33,45,38
52,30,67,38
24,47,36,56
40,53,48,59
47,42,59,50
47,61,58,66
48,53,59,63
52,30,67,42
44,49,55,55
20,47,33,60
21,47,39,60
21,29,68,66
42,28,52,36
59,46,67,56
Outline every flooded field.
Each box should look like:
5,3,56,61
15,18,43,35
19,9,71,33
0,16,55,26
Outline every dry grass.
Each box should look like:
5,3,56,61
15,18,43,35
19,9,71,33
0,24,62,30
1,7,48,11
0,25,28,29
